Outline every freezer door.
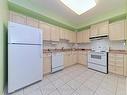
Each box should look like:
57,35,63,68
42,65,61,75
8,44,43,93
8,22,42,44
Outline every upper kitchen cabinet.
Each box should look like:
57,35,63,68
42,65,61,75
98,21,109,36
109,20,125,41
60,28,69,40
90,24,98,37
50,25,60,41
90,21,109,37
77,31,83,43
39,22,51,41
82,29,90,43
77,29,90,43
11,12,27,25
68,31,76,43
125,20,127,40
26,17,39,28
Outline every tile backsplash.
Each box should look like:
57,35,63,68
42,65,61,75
109,40,126,50
44,40,126,50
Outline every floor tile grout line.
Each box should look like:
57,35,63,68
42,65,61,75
115,76,119,95
92,74,107,95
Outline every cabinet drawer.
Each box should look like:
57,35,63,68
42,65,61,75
116,67,124,75
108,61,115,66
43,62,51,74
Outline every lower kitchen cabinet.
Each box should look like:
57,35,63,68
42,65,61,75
77,51,88,66
43,53,51,74
124,55,127,76
108,53,125,76
64,51,70,67
72,51,78,65
64,51,77,68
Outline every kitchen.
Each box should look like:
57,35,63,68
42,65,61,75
0,0,127,95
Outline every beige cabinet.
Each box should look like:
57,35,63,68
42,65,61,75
125,20,127,40
77,51,88,66
12,12,27,25
90,21,109,37
60,28,65,39
40,22,51,41
51,25,59,41
71,32,76,43
71,51,77,65
77,32,83,43
109,20,125,41
77,29,90,43
64,51,70,67
26,17,39,28
108,53,124,75
90,24,98,37
124,55,127,76
60,28,69,40
82,29,90,43
43,53,51,74
64,51,77,67
68,31,76,43
98,21,109,36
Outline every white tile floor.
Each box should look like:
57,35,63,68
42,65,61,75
8,65,127,95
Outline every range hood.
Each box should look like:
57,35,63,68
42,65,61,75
89,35,108,40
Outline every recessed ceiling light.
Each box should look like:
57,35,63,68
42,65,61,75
60,0,96,15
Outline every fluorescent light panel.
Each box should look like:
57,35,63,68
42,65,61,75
60,0,96,15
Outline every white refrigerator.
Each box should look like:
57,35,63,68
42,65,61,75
8,22,43,93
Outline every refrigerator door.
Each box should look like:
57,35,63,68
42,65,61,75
8,22,42,44
8,44,43,93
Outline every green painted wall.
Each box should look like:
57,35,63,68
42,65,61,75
0,0,8,95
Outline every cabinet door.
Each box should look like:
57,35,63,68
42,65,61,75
68,31,73,42
109,65,116,73
109,20,125,41
90,24,98,37
72,51,77,64
12,12,27,25
64,52,69,67
69,52,73,66
98,21,109,36
116,67,124,75
72,32,76,43
40,23,51,41
124,55,127,76
51,26,59,41
108,53,116,66
60,28,65,39
64,30,69,40
77,32,83,43
82,29,90,43
26,17,39,28
125,20,127,40
69,31,76,43
115,54,124,67
43,53,51,74
83,51,88,66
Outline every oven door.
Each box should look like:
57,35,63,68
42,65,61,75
88,52,107,66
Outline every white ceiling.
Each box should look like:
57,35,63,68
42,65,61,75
9,0,127,29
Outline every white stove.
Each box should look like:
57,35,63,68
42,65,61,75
88,38,109,73
88,51,108,73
